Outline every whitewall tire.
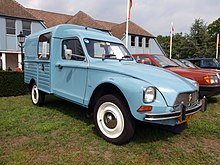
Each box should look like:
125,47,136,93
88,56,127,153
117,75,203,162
31,83,45,106
94,94,135,144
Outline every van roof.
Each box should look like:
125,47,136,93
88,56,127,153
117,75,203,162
27,24,123,44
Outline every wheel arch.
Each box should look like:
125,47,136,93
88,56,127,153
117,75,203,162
28,78,36,93
88,83,130,113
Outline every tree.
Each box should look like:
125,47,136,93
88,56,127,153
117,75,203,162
188,18,211,58
207,18,220,56
157,35,170,56
157,18,218,59
157,33,190,59
207,18,220,40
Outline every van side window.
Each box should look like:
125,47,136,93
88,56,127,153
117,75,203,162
62,39,85,61
38,33,51,60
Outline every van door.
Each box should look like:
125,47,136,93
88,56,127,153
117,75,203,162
53,38,88,105
37,32,52,93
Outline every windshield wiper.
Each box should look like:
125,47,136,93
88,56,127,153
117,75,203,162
163,65,178,68
119,55,133,62
102,54,116,60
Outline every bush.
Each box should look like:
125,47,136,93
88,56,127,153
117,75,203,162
0,71,28,97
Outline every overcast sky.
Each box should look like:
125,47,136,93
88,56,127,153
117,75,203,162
17,0,220,36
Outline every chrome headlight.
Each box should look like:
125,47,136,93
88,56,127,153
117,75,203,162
211,75,219,84
143,87,156,103
204,75,219,84
193,82,199,91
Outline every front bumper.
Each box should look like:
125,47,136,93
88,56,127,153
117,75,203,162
144,97,206,122
200,84,220,97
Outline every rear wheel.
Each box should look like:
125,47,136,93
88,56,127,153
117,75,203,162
31,83,45,106
94,94,135,144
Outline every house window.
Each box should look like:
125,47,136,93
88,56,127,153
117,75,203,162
22,20,31,36
6,19,16,35
139,36,143,47
62,39,85,61
145,37,149,47
131,36,135,46
38,33,51,60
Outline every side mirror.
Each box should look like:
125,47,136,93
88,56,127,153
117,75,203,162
65,49,72,60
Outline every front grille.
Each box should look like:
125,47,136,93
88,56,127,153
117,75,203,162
174,91,199,107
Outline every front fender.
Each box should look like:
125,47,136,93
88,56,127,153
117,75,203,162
84,72,168,121
111,77,168,121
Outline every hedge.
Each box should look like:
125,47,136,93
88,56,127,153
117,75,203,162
0,71,28,97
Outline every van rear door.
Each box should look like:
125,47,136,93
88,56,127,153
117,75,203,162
37,32,52,93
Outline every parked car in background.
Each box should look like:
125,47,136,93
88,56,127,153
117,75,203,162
172,59,189,68
24,24,206,144
133,54,220,98
187,58,220,70
179,59,199,68
180,59,220,78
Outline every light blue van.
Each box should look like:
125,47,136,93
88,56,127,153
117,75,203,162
24,24,206,144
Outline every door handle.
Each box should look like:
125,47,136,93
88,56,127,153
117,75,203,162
41,64,44,71
57,64,63,69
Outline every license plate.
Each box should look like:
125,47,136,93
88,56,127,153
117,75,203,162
178,114,193,125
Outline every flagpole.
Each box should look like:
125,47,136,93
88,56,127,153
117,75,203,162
216,33,219,60
169,22,173,59
125,0,130,48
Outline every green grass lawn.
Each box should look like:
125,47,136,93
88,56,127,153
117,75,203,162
0,95,219,165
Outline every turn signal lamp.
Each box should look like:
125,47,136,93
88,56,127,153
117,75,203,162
137,106,152,112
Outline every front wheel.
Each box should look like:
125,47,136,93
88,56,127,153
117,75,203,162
94,95,135,144
31,83,45,106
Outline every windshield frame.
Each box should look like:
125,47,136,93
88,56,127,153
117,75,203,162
147,37,167,56
83,38,133,61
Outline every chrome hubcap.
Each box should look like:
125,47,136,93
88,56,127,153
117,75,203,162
104,112,117,129
97,102,124,139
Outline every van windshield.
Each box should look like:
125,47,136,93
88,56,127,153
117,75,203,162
84,39,133,61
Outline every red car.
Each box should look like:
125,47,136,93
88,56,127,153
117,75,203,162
133,54,220,97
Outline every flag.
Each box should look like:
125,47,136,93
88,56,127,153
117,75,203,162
128,0,132,20
170,23,174,34
171,26,174,33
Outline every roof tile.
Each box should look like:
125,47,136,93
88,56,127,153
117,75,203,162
111,21,154,39
0,0,37,20
66,11,106,30
27,8,72,27
27,8,154,38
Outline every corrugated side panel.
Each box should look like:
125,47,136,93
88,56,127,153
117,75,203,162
38,63,51,93
24,62,38,84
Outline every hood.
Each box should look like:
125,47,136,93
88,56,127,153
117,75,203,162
168,67,217,75
166,67,218,85
90,60,197,106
